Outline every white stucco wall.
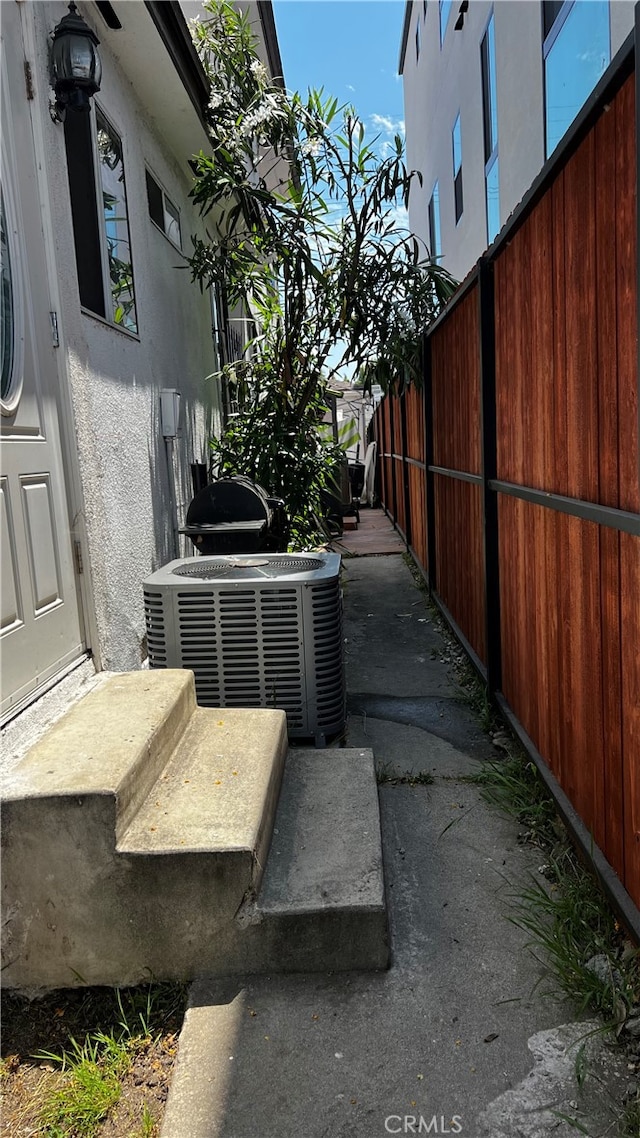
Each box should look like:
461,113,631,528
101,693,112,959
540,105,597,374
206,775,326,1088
28,2,223,672
402,0,635,284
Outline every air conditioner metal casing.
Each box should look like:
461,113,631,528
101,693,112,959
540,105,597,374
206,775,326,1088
143,553,344,743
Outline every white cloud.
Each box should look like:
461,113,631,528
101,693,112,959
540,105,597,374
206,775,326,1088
371,113,404,135
346,83,356,92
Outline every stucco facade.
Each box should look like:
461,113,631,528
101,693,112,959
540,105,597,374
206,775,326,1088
1,0,281,729
400,0,635,284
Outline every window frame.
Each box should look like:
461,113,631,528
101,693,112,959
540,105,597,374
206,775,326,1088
542,0,611,158
65,101,138,336
428,180,442,260
145,167,182,251
480,10,500,244
452,112,463,225
93,104,138,334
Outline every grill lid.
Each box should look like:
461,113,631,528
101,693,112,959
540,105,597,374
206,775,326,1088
186,476,271,528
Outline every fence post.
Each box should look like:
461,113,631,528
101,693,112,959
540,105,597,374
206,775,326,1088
423,333,437,593
388,387,399,524
400,384,412,550
478,256,502,695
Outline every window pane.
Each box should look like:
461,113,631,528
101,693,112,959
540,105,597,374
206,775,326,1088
545,0,609,157
428,181,442,258
452,114,462,175
454,168,463,224
96,109,137,333
163,198,181,249
543,0,566,40
64,111,105,318
487,15,498,155
486,157,500,244
146,170,164,230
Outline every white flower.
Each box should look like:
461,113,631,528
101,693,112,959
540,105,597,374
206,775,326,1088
302,138,321,158
250,59,268,84
208,91,223,111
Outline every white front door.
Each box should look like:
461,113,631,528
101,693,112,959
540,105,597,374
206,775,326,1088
1,2,85,721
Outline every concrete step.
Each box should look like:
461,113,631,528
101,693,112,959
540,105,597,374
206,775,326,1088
1,672,288,988
243,747,388,971
118,708,285,890
2,678,387,989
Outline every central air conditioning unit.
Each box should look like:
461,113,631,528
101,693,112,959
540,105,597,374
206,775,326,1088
143,553,344,745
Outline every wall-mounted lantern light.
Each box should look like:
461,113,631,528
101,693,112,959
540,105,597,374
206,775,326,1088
51,1,102,122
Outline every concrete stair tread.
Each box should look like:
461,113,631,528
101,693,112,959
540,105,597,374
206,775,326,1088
1,670,194,801
118,708,287,856
257,747,385,915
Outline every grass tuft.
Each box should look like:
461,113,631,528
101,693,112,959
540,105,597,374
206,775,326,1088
37,1032,128,1136
464,754,557,845
510,850,640,1026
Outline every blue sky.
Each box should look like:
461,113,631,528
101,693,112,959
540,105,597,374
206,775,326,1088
272,1,406,158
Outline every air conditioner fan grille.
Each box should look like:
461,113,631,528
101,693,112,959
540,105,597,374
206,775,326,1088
171,557,322,581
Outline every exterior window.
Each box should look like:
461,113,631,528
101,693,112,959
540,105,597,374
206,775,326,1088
543,0,610,157
416,17,421,60
452,113,463,224
481,13,500,244
439,0,453,44
96,110,137,332
146,169,182,249
64,106,137,332
428,182,442,259
423,0,427,16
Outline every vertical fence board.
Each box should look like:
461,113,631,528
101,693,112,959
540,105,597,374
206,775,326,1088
552,173,569,497
564,133,600,502
600,526,625,878
616,76,640,515
621,532,640,901
595,90,620,510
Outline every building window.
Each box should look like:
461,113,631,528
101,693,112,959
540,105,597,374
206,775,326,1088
481,12,500,244
416,17,421,60
439,0,453,44
452,113,463,224
423,0,427,16
64,106,137,332
543,0,610,157
428,182,442,259
146,169,182,249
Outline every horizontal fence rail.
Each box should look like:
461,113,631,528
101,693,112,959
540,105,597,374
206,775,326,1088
374,38,640,934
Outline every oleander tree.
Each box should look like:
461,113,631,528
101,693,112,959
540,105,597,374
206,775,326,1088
188,0,457,547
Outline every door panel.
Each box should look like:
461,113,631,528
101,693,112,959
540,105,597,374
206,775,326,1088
1,2,85,721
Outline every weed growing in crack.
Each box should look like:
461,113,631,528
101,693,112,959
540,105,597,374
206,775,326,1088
376,760,435,787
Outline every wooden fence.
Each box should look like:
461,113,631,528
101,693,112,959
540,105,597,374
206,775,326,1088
374,39,640,927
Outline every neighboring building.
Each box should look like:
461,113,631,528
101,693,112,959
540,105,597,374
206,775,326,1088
400,0,634,282
1,0,283,730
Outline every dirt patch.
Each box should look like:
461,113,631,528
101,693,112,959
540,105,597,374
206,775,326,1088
1,985,185,1137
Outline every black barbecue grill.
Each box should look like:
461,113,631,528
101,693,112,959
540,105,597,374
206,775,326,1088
179,475,286,555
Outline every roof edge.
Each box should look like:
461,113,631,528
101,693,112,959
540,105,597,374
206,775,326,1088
144,1,210,131
257,1,286,89
398,0,412,75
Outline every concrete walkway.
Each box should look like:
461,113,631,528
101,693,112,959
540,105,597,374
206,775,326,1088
163,555,630,1138
332,506,406,556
